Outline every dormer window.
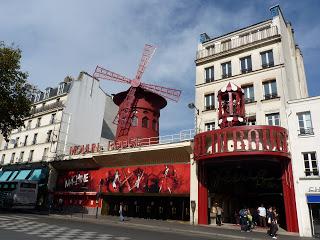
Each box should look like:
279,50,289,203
44,88,51,99
34,92,42,102
58,82,65,95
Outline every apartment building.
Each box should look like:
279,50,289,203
191,5,314,236
287,97,320,237
195,6,307,132
0,72,117,198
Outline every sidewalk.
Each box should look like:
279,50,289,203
49,213,314,240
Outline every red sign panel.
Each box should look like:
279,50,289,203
57,164,190,195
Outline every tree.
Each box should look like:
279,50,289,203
0,41,32,141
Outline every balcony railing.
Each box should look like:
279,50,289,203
264,93,278,100
108,129,195,151
196,26,279,60
194,125,290,160
30,101,64,115
245,97,255,104
299,128,314,136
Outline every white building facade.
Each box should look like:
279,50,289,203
191,5,315,236
288,96,320,237
0,72,117,191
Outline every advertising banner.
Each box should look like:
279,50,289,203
57,164,190,195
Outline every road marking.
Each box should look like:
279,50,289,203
0,214,131,240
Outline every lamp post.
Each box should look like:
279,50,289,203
188,103,200,133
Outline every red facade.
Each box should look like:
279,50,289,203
57,164,190,195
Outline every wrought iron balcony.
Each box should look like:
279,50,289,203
298,128,314,136
194,125,290,160
196,26,279,60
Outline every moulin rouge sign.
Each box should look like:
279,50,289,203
69,139,150,156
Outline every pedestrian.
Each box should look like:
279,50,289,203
119,202,124,221
257,203,267,227
58,197,63,213
267,207,278,239
216,203,223,226
234,209,240,225
239,207,248,232
210,203,217,225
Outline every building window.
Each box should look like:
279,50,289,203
205,122,215,131
304,152,318,176
204,93,215,110
46,130,52,143
261,50,274,68
50,113,56,124
10,153,15,163
152,120,157,131
266,113,280,126
36,118,41,128
44,88,51,99
142,117,149,128
14,137,19,148
240,56,252,74
32,133,38,145
204,66,214,83
247,115,256,125
131,116,138,127
297,111,313,135
42,148,48,160
19,151,24,162
3,141,8,150
263,80,278,99
58,83,65,95
28,150,34,162
221,62,232,78
221,39,231,51
34,92,42,102
1,154,5,164
24,135,28,146
242,85,254,103
27,120,32,130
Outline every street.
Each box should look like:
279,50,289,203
0,213,226,240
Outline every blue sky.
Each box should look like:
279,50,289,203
1,1,320,135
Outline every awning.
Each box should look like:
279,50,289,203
307,195,320,203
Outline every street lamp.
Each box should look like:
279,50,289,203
188,103,200,133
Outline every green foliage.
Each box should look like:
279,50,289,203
0,41,31,140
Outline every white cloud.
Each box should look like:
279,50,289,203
4,1,316,134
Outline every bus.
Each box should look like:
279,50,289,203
0,180,38,209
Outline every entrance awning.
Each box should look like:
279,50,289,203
307,195,320,203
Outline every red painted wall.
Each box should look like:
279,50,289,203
113,87,167,142
57,164,190,195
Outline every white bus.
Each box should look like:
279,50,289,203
0,180,38,209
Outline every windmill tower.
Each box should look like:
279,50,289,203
93,44,182,142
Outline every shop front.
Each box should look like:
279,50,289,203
54,141,192,219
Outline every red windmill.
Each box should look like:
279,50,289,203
93,44,182,142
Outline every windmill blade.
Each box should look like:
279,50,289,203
93,65,132,85
135,44,157,82
140,83,182,102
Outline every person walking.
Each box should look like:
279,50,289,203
119,202,124,221
216,203,223,226
257,203,267,227
267,207,278,239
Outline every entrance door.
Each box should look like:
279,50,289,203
310,203,320,237
206,160,285,227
